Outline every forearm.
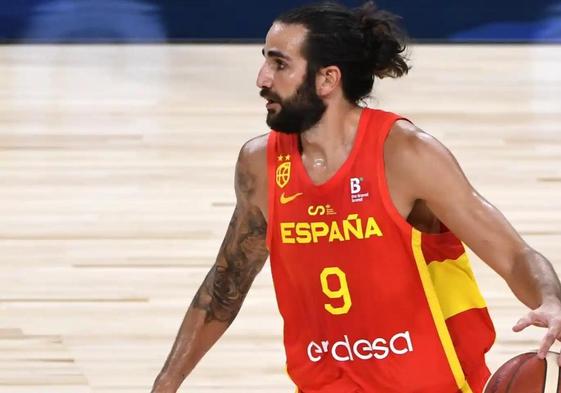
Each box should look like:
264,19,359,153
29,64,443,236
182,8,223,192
507,248,561,309
153,260,256,391
152,305,230,391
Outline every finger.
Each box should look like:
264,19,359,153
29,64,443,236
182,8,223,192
534,320,548,328
512,314,535,332
537,327,560,359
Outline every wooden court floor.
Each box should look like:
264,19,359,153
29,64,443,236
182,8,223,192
0,44,560,392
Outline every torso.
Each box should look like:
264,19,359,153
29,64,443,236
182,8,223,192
259,109,494,392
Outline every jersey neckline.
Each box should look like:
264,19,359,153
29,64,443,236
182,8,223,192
290,107,369,193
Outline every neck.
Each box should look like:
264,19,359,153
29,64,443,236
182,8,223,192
298,101,363,160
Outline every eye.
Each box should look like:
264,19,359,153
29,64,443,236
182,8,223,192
275,60,287,70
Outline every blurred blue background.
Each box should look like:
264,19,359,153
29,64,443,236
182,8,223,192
1,0,560,43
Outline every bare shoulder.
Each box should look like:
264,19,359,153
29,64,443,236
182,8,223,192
384,119,458,170
384,119,471,202
235,133,269,213
238,133,268,166
386,120,441,154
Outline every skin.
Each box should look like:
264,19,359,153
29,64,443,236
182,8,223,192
152,22,561,392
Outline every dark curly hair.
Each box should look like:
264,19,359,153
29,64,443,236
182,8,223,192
276,1,410,103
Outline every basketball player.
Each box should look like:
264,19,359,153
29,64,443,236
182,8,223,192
151,2,561,392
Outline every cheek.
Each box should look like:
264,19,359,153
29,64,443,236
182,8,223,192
287,69,306,87
276,68,305,93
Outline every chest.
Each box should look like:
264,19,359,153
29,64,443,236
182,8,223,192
262,152,438,234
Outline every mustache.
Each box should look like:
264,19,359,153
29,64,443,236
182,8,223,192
260,88,282,102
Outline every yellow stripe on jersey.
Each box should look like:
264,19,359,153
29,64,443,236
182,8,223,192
411,229,473,393
427,253,487,320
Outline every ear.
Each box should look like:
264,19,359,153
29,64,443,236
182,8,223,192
316,65,341,96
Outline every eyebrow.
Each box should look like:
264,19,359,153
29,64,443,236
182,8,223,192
262,48,291,61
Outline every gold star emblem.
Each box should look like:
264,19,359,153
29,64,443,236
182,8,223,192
284,154,291,161
277,155,283,161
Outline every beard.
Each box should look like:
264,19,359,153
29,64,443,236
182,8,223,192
260,71,327,134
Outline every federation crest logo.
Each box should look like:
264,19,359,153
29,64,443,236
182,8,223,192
276,155,291,188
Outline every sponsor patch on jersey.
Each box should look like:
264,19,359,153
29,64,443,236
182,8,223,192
350,177,369,203
307,331,414,363
307,204,337,216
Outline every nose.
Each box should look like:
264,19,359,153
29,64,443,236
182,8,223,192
256,63,272,89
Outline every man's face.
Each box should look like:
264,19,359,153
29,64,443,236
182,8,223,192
256,23,326,134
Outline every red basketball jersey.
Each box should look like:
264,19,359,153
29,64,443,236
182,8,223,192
266,108,495,393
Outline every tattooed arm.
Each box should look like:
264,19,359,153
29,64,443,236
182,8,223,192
152,139,269,393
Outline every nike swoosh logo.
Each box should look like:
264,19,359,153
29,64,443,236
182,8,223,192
280,192,304,204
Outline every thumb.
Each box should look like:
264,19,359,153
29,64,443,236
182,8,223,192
513,314,535,332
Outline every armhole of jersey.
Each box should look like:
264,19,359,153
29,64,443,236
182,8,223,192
375,115,417,235
266,131,276,251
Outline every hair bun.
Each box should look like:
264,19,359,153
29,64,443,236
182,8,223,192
355,1,410,78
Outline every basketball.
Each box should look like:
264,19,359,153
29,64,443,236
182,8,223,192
484,352,560,393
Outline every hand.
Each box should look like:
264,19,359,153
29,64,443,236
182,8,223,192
512,300,561,365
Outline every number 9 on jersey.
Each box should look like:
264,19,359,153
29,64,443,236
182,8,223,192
320,267,352,315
